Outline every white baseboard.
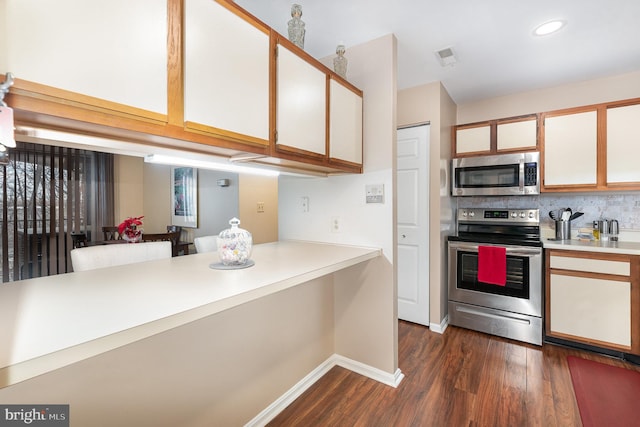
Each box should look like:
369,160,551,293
332,354,404,388
245,354,404,427
429,314,449,334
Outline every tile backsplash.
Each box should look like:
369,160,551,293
455,192,640,232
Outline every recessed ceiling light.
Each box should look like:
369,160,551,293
533,20,566,36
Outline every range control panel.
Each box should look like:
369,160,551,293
457,208,539,224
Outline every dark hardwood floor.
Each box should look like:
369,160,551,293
268,321,640,426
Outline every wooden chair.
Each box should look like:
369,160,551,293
166,226,190,256
142,231,181,256
102,226,120,241
70,232,88,249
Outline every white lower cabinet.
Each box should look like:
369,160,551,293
550,274,630,346
546,250,638,352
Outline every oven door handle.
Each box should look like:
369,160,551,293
449,242,541,257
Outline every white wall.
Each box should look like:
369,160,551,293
279,34,398,373
281,34,397,259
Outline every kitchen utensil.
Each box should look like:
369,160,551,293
561,209,571,221
549,210,557,220
569,212,584,221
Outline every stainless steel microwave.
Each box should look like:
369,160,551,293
451,152,540,196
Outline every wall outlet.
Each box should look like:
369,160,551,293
257,202,265,213
331,216,341,233
299,196,309,213
366,184,384,204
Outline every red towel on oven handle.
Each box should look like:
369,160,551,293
477,245,507,286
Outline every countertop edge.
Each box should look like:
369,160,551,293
543,239,640,255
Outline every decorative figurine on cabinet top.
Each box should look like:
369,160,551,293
288,4,305,49
333,43,348,79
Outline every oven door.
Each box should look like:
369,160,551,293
448,241,542,317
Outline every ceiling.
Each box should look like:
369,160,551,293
234,0,640,104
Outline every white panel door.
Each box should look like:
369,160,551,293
397,125,429,325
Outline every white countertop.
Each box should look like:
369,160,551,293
543,238,640,255
0,240,381,388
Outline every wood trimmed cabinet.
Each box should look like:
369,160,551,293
452,114,538,157
275,39,327,158
541,98,640,192
2,0,168,119
545,249,640,355
183,0,270,147
1,0,363,175
328,78,363,166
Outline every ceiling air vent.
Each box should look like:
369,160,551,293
435,47,458,67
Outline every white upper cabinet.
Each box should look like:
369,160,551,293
496,118,537,151
276,43,327,155
543,110,598,187
2,0,167,114
329,79,363,164
607,103,640,184
455,125,491,154
184,0,270,143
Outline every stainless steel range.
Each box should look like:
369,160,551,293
448,208,543,345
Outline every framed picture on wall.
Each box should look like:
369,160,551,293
171,167,198,228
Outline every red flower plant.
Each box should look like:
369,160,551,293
118,215,144,240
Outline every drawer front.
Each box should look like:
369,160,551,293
550,255,630,276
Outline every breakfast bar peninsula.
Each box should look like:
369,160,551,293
0,241,400,426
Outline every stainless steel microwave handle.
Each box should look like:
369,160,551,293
449,242,541,257
519,161,525,191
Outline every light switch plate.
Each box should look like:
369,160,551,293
366,184,384,204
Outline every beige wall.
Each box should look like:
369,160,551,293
457,69,640,123
238,174,278,244
397,82,456,330
142,162,172,233
0,275,335,426
114,155,144,225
